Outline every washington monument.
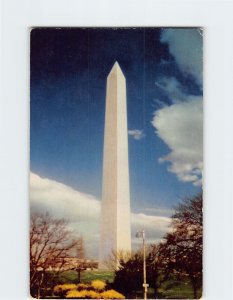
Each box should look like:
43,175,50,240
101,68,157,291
99,62,131,269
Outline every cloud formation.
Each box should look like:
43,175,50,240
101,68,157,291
155,76,186,103
152,97,203,186
30,172,101,257
144,207,174,217
151,29,203,186
131,213,171,241
30,172,171,258
128,129,145,140
30,172,100,222
161,28,203,86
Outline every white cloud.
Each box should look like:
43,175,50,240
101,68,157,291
30,172,100,257
30,172,171,257
128,129,145,140
144,207,174,217
152,29,203,185
30,172,100,222
131,213,171,243
152,97,203,186
155,76,186,103
161,28,203,86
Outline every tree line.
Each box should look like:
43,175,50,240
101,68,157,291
113,193,202,299
30,193,202,299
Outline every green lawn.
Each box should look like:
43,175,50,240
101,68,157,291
53,270,202,299
158,278,202,299
81,270,115,283
58,270,114,284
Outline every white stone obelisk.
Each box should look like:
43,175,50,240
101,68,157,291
99,62,131,269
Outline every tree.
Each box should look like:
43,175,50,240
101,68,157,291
30,212,83,298
113,253,143,298
158,193,203,299
113,248,161,299
147,244,161,298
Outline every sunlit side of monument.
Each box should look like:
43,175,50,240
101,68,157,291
99,62,131,269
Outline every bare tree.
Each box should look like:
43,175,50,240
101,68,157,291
30,212,83,298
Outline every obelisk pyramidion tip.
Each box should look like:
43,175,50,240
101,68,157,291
108,61,124,77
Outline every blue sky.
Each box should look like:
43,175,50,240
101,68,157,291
30,28,203,257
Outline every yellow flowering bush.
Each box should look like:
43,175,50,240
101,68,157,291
54,283,77,295
85,290,101,298
53,280,125,299
66,289,86,298
100,289,125,299
77,283,89,291
91,279,106,291
66,289,101,299
66,290,85,298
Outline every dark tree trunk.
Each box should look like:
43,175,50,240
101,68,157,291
193,286,197,299
190,277,198,299
37,272,44,299
154,279,158,299
77,269,81,283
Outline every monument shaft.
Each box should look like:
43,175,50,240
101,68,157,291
99,62,131,268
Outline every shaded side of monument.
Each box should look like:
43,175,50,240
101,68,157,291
99,62,131,270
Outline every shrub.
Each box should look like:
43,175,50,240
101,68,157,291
66,290,86,298
53,280,125,299
66,289,101,299
100,289,125,299
85,290,101,298
77,283,89,291
91,279,106,291
54,284,77,296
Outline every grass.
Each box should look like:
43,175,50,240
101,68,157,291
81,270,114,283
51,270,202,299
57,270,115,284
158,278,202,299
